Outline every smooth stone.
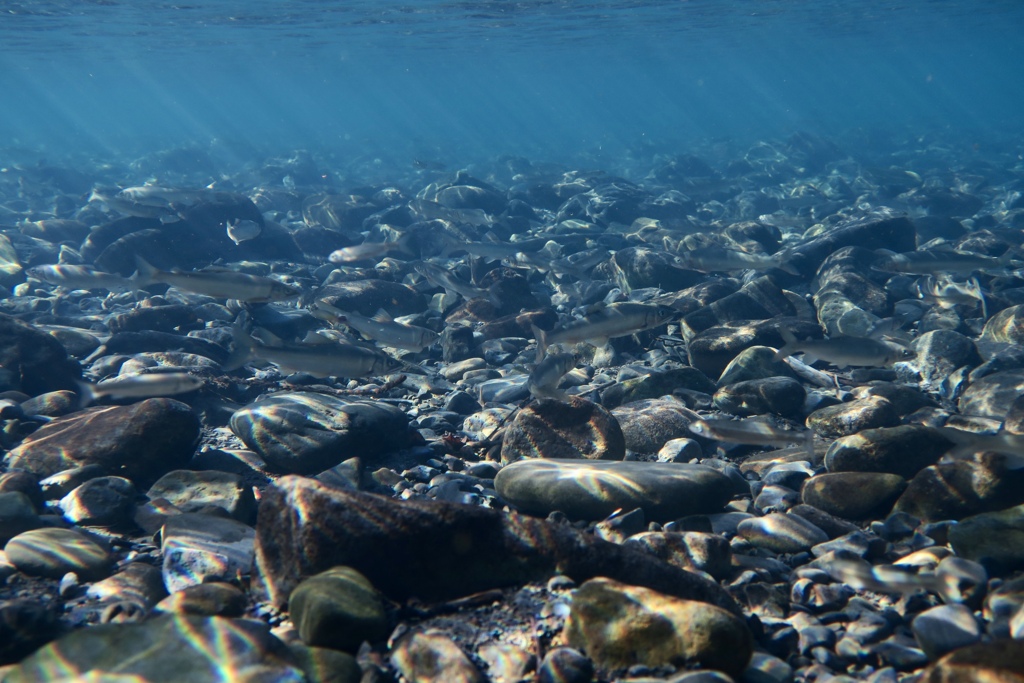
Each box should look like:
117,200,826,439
476,642,537,683
824,425,953,478
288,644,362,683
895,457,1024,522
686,318,821,379
948,503,1024,574
495,459,733,522
913,329,981,388
656,437,703,463
601,367,716,409
4,528,113,581
0,598,60,665
537,647,593,683
462,407,512,442
912,604,981,661
58,476,137,527
0,491,41,544
253,476,740,616
713,377,805,419
161,512,255,593
806,396,900,439
391,631,484,683
86,562,167,610
611,397,696,454
716,345,798,386
920,639,1024,683
500,397,625,465
565,577,752,679
288,566,388,653
980,303,1024,344
152,581,247,617
736,512,829,553
681,276,796,338
147,469,256,523
802,472,907,520
3,398,199,484
624,531,732,580
230,392,413,475
0,312,81,396
958,369,1024,420
849,382,937,417
0,614,304,682
785,215,917,278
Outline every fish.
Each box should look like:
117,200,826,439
531,302,675,361
26,265,135,293
409,198,493,228
773,328,913,368
311,300,438,352
688,417,814,453
328,234,414,264
221,325,404,378
76,372,204,406
134,256,301,303
414,261,500,306
826,558,959,603
528,352,577,400
442,233,548,261
937,426,1024,469
872,248,1021,276
505,248,609,279
226,218,262,245
88,187,180,220
915,275,988,319
116,185,212,208
673,246,800,275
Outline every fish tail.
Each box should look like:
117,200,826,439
221,325,255,372
133,255,158,286
74,380,98,408
487,284,503,310
803,429,815,459
532,324,549,363
773,327,799,362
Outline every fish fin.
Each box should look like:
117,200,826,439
531,324,549,363
253,328,285,347
74,380,98,408
302,331,333,345
133,255,158,285
221,325,255,372
773,327,799,362
773,251,801,276
371,308,394,323
487,286,502,310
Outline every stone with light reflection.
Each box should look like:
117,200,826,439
253,476,740,617
288,566,389,653
500,397,625,465
494,458,733,522
161,512,255,593
4,527,113,581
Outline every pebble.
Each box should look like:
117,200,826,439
911,603,981,660
288,566,389,653
391,631,485,683
58,475,137,526
160,512,255,593
537,647,594,683
4,527,113,581
801,471,907,520
736,512,829,553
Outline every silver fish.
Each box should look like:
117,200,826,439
26,265,134,293
222,325,403,378
673,246,799,275
226,218,262,245
77,372,203,406
938,426,1024,469
329,234,413,264
915,275,987,319
414,261,499,306
135,257,301,303
872,249,1021,276
528,352,577,400
773,328,913,368
531,302,675,361
116,185,212,208
312,301,438,352
688,417,814,452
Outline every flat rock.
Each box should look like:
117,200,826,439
0,614,304,683
565,577,752,679
500,397,624,465
495,459,733,522
161,512,255,593
736,512,829,553
230,392,414,474
912,604,981,661
253,476,740,617
147,469,256,523
801,472,907,520
3,398,200,484
4,527,113,581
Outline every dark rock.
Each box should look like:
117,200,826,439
500,397,625,465
806,396,901,439
58,476,137,527
824,425,954,479
785,216,917,279
147,470,257,523
0,491,41,544
288,566,389,653
608,247,704,293
0,313,81,395
895,456,1024,522
920,637,1024,683
716,345,798,386
601,367,716,409
537,648,593,683
4,527,113,580
152,582,247,618
713,376,806,419
681,276,797,338
440,324,476,363
106,304,200,335
0,599,60,666
959,369,1024,420
801,472,907,520
611,398,697,453
318,279,427,317
94,330,229,364
687,318,821,379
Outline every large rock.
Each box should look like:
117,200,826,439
230,392,414,474
824,425,953,479
0,313,81,395
494,459,733,522
687,318,821,378
253,476,740,617
801,472,907,520
317,279,427,317
920,639,1024,683
565,577,752,679
785,216,917,278
288,566,389,653
681,276,797,338
959,369,1024,420
895,457,1024,523
948,503,1024,574
2,398,200,484
0,614,305,683
500,397,625,465
610,398,696,454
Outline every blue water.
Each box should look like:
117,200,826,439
1,1,1023,167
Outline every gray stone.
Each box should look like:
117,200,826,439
802,472,907,520
565,577,752,678
59,476,137,527
981,303,1024,344
0,491,41,544
913,329,981,388
4,528,113,580
611,397,696,454
477,642,536,683
147,469,256,523
318,279,427,317
230,392,413,474
656,437,703,463
288,566,389,653
716,345,798,385
736,512,829,553
624,531,732,580
495,459,733,522
152,581,247,617
959,369,1024,420
920,640,1024,683
806,396,900,439
86,562,168,610
912,604,981,661
601,367,716,409
713,376,806,419
895,457,1024,522
161,512,255,593
824,425,954,479
948,503,1024,574
391,631,484,683
500,397,625,465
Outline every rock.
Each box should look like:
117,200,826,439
391,631,484,683
537,647,593,683
317,279,426,317
895,457,1024,522
824,425,954,478
801,472,907,520
624,531,732,580
147,469,256,523
0,491,41,544
495,459,733,522
912,604,981,661
107,304,200,334
785,215,917,278
609,246,704,292
0,614,304,682
3,398,200,484
4,528,113,580
716,345,798,386
981,303,1024,344
289,644,362,683
656,437,703,463
0,599,60,666
58,476,137,527
601,367,716,409
152,581,247,617
611,398,696,454
681,276,798,338
687,318,821,378
500,397,625,465
913,330,981,388
948,503,1024,574
565,577,752,678
86,562,167,610
161,512,255,593
920,639,1024,683
806,397,901,439
0,313,81,396
477,642,536,683
253,476,740,617
736,512,829,553
849,382,937,417
959,369,1024,419
230,392,413,475
288,566,389,653
713,377,806,419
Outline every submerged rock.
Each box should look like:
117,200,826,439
500,397,625,464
